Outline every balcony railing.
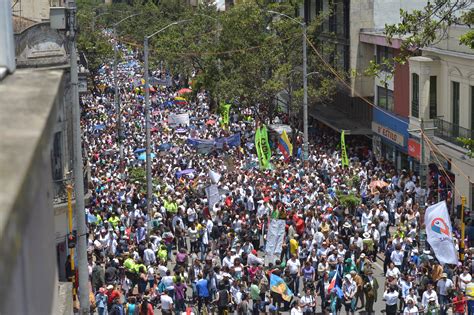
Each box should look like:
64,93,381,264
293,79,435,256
434,118,474,146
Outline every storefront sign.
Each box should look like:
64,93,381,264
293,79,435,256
372,121,405,147
408,138,421,160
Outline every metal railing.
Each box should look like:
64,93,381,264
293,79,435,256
411,100,419,118
434,118,474,145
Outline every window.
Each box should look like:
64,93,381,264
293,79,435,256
429,76,437,119
51,131,63,181
452,81,460,136
376,46,394,72
377,85,394,112
412,73,419,118
316,0,323,15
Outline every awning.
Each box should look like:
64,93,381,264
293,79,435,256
310,106,372,135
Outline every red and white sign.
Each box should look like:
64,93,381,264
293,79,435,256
371,122,405,147
408,138,421,160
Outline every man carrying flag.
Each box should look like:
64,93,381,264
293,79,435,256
278,130,293,162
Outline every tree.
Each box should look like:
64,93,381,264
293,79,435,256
367,0,473,76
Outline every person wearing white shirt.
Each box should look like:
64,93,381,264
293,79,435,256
287,255,301,294
421,283,439,310
437,273,453,311
459,267,472,293
160,290,174,314
390,245,404,269
383,286,399,315
386,262,401,279
403,298,418,315
222,251,234,269
342,274,357,314
300,288,316,314
143,244,156,266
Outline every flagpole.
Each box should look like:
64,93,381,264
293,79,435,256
460,195,466,262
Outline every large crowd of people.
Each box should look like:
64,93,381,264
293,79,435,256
77,40,474,315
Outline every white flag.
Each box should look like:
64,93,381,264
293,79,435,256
424,201,458,265
208,169,221,184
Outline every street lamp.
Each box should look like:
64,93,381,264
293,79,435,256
144,19,191,213
112,13,142,168
268,10,309,162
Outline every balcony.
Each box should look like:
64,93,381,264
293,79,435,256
434,118,474,146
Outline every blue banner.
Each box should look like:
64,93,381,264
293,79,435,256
187,133,241,152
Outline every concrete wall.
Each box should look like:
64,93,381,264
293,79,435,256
0,69,65,314
373,0,428,29
11,0,52,22
15,22,69,68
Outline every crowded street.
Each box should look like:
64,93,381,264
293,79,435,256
77,37,474,315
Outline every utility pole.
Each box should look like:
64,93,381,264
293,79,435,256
143,19,190,213
302,22,308,162
67,1,90,313
408,119,436,191
268,11,308,162
144,36,152,214
113,26,123,167
460,195,466,261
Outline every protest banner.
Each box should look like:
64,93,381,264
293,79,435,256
168,113,190,127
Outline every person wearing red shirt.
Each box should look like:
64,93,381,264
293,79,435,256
106,284,121,309
452,291,467,315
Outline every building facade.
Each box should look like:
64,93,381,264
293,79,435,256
408,26,474,210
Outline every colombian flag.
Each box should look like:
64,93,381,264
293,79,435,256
277,130,293,162
270,274,293,302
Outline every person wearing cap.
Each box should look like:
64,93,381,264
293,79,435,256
403,297,418,315
342,274,357,315
437,272,453,315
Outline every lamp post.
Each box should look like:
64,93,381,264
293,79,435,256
144,20,190,213
268,10,308,161
113,13,142,169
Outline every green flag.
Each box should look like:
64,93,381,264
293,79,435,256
341,130,349,167
261,125,271,168
222,104,231,126
255,126,265,168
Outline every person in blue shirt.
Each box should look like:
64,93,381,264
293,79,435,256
196,273,210,314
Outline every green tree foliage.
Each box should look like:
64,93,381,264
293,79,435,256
76,0,337,128
366,0,473,77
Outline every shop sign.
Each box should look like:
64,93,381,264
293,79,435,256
408,138,421,160
372,121,405,147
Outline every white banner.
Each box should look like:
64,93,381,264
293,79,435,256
168,113,190,127
265,219,286,256
424,201,459,265
205,184,221,211
208,169,221,184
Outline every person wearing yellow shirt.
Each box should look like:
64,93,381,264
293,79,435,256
109,212,120,228
290,237,299,257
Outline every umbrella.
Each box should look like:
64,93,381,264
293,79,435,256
93,124,106,131
177,88,192,95
369,180,389,189
206,119,216,125
174,96,187,101
158,143,172,151
134,148,146,154
138,152,156,160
